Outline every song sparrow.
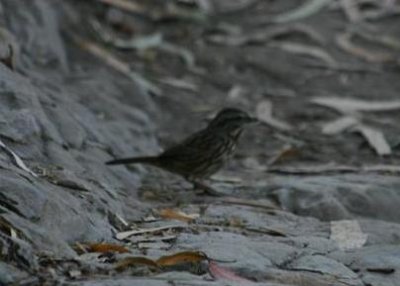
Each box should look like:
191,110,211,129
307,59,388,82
106,108,258,195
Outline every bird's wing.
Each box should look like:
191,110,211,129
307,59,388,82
160,128,215,159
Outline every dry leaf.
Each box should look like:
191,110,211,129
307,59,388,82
311,96,400,114
256,100,292,131
209,261,253,283
354,125,391,156
81,242,130,254
156,251,208,267
115,256,159,272
330,220,368,250
267,145,300,166
321,116,359,135
158,208,200,222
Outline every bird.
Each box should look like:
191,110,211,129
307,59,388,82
106,108,258,195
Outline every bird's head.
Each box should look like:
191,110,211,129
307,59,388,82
207,108,258,133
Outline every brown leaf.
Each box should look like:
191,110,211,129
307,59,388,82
158,208,199,222
209,261,253,283
115,256,159,272
267,145,300,166
156,251,208,267
76,242,130,254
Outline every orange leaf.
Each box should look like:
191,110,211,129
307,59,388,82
84,243,130,254
209,261,253,283
156,251,208,267
158,208,199,222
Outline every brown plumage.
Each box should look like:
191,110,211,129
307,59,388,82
106,108,257,194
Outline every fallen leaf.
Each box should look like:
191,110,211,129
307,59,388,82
115,256,159,272
330,220,368,250
158,208,200,222
311,96,400,114
267,145,300,166
83,242,130,254
256,100,293,131
354,125,391,155
209,261,253,283
321,116,359,135
156,251,208,267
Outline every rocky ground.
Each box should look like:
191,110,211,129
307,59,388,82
1,0,400,285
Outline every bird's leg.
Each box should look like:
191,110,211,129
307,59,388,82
186,177,222,197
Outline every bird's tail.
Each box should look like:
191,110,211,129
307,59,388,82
105,156,159,166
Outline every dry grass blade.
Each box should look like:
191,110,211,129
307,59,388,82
269,41,337,67
70,33,161,96
116,224,186,240
0,139,37,177
354,125,391,156
207,24,325,47
273,0,331,23
336,32,394,63
311,96,400,114
330,220,368,250
321,116,359,135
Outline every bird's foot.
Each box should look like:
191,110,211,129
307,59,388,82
191,180,223,197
